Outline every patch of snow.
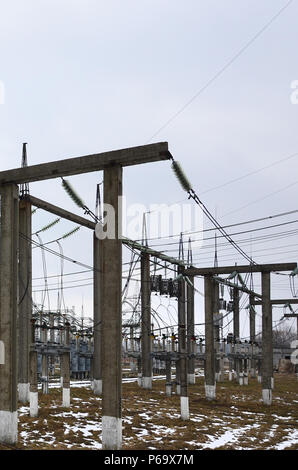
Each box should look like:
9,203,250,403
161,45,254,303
199,424,261,450
272,430,298,450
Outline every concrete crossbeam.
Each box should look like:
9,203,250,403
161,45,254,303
0,142,170,185
184,263,297,276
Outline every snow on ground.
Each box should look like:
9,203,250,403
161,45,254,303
197,424,261,450
12,372,298,450
273,430,298,450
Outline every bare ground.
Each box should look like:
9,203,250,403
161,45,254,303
0,373,297,450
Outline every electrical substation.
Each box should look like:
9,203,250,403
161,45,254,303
0,141,297,451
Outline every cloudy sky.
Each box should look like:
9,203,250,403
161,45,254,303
0,0,297,338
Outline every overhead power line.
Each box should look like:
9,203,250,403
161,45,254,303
149,216,298,249
147,0,294,142
136,209,298,243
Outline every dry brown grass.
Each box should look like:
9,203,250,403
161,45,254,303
0,373,297,450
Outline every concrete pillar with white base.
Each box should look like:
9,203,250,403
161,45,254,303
41,354,49,394
101,165,123,450
261,271,273,406
61,322,71,408
141,252,152,390
165,356,172,396
187,276,195,385
249,294,257,378
61,353,71,408
233,288,240,378
93,232,103,396
178,272,189,419
29,348,38,418
0,184,19,444
175,358,181,395
238,358,244,385
18,199,32,404
243,357,248,385
204,276,216,400
137,355,142,386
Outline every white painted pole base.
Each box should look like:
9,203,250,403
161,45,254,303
244,374,248,385
239,373,244,386
257,375,262,383
228,371,233,381
262,389,272,405
102,416,122,450
93,379,102,395
30,391,38,417
142,376,152,389
0,411,18,444
62,388,70,407
137,374,142,387
180,396,189,420
205,384,216,400
187,373,195,385
271,377,274,390
60,377,63,387
18,383,30,403
215,372,220,382
166,384,172,397
176,384,181,395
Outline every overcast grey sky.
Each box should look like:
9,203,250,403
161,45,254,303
1,0,297,338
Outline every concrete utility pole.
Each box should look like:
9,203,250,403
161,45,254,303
41,354,49,394
129,326,137,372
18,199,32,403
233,288,240,380
261,272,273,405
213,282,221,382
141,253,152,389
41,323,48,394
187,276,195,385
204,276,216,400
62,322,70,407
283,311,298,373
0,184,19,444
93,232,102,395
29,319,38,418
249,294,256,378
165,356,172,396
178,272,189,419
101,165,123,450
137,355,142,386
